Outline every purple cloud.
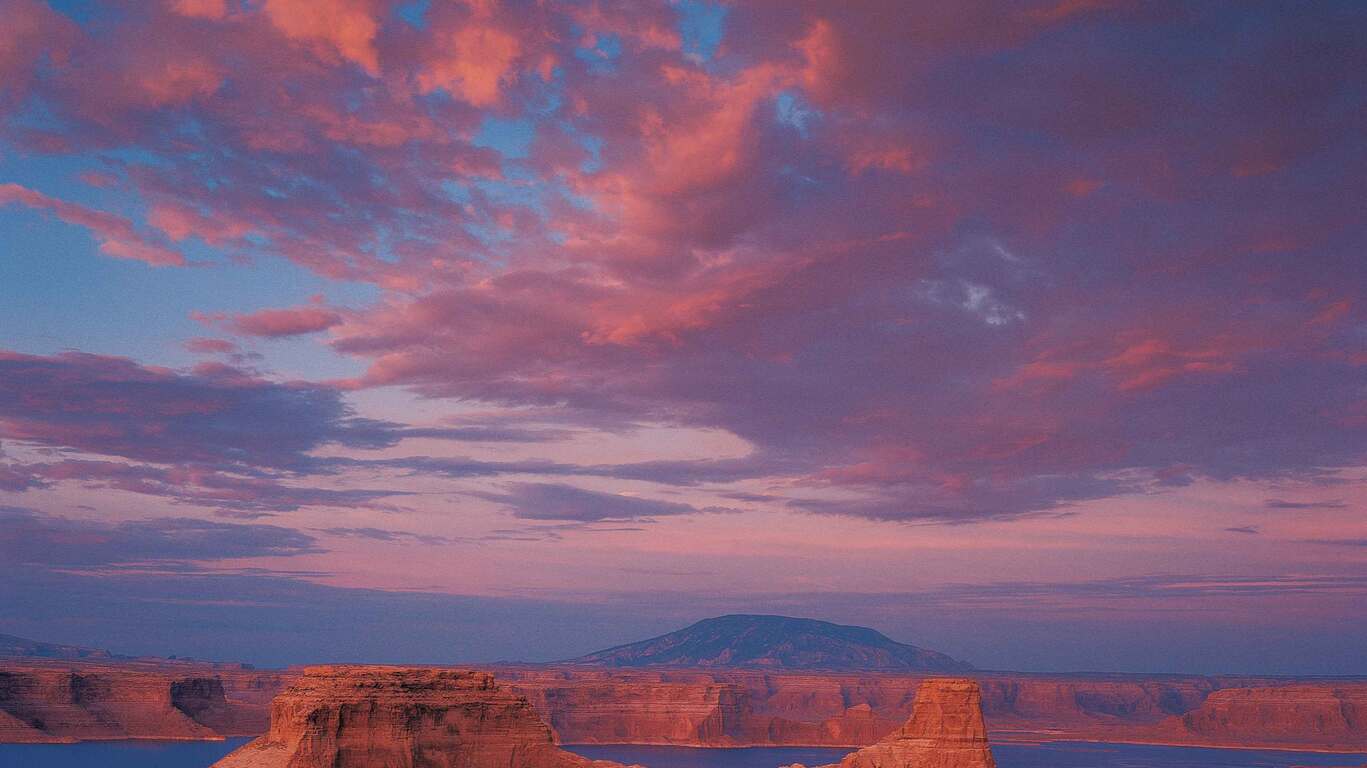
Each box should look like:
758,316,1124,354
2,1,1364,527
476,482,700,522
0,350,401,470
1264,498,1349,510
314,526,454,545
0,506,320,567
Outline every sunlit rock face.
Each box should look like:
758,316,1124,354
211,665,633,768
1147,685,1367,750
0,664,263,743
785,678,995,768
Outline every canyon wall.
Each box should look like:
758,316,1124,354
0,660,282,743
499,668,1200,745
792,678,996,768
1146,684,1367,751
498,667,1367,751
3,659,1365,752
211,666,630,768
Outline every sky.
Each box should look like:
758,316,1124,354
0,0,1365,674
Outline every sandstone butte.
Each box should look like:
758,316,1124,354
210,665,636,768
785,678,995,768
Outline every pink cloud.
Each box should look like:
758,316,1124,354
417,23,522,107
0,183,185,266
1,0,1363,526
148,201,253,245
167,0,228,20
262,0,381,75
0,0,75,112
197,305,344,338
183,337,239,354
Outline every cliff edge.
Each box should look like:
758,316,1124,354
211,665,632,768
787,678,995,768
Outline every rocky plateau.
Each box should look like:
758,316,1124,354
209,665,632,768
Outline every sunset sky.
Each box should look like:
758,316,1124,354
1,0,1365,674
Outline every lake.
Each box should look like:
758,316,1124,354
0,737,252,768
2,740,1364,768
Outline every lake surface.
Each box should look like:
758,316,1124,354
2,740,1364,768
0,737,250,768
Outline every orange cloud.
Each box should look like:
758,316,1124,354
417,23,521,107
167,0,228,20
263,0,381,75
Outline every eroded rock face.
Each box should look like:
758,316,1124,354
790,679,995,768
0,661,280,742
496,668,1222,747
212,666,631,768
1149,685,1367,750
6,657,1367,752
0,666,218,742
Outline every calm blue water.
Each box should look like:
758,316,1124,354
1,741,1364,768
0,737,250,768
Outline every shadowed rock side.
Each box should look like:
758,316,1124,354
211,666,634,768
568,616,972,673
1146,685,1367,750
785,679,995,768
0,663,276,743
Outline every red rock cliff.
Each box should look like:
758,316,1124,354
6,658,1367,752
791,678,995,768
211,666,633,768
0,662,272,742
496,668,1226,746
1147,684,1367,750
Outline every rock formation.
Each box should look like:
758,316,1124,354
567,615,972,672
0,660,280,742
786,678,995,768
5,643,1367,753
1148,684,1367,750
211,666,632,768
497,667,1224,747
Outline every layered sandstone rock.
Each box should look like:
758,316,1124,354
5,656,1367,753
510,669,760,745
788,678,995,768
212,666,632,768
0,661,281,742
0,708,60,743
0,666,217,741
1148,684,1367,750
496,668,1223,746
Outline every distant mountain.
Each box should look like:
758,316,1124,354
565,614,973,672
0,632,123,661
